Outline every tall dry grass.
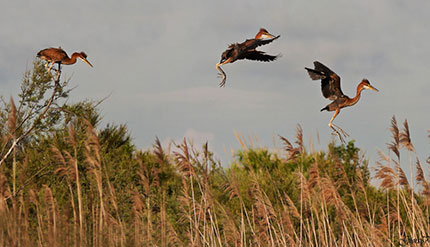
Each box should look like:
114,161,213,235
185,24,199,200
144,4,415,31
0,114,429,246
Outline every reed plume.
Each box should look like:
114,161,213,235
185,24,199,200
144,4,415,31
400,119,414,152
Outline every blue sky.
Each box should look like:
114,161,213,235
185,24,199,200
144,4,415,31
1,1,429,178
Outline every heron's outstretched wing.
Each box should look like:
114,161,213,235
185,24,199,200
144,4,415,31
305,61,343,100
242,35,280,50
243,51,279,62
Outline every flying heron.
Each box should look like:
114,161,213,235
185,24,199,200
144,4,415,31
37,47,93,73
305,61,379,143
216,28,280,87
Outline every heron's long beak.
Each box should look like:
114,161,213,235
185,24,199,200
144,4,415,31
79,57,93,67
368,85,379,92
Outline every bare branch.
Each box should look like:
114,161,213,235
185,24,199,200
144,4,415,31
0,66,62,167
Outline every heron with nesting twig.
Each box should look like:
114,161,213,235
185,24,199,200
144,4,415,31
216,28,280,87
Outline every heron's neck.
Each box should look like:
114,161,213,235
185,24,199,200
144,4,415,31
62,53,78,65
349,84,365,106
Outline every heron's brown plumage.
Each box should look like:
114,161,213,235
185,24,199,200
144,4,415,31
220,36,280,64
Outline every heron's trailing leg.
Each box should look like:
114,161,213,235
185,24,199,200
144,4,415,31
330,124,345,144
216,58,232,87
332,123,349,137
328,109,346,143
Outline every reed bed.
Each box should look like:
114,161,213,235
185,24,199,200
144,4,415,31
0,63,429,246
0,116,428,246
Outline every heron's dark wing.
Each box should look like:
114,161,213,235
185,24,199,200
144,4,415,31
242,35,280,50
306,61,343,100
305,67,325,80
243,51,279,62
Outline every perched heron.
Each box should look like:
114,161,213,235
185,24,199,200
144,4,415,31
305,61,379,143
216,28,280,87
37,47,93,72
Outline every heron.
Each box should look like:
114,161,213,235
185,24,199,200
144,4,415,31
216,28,280,87
37,47,93,73
305,61,379,143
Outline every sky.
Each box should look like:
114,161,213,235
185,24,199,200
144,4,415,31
1,0,429,180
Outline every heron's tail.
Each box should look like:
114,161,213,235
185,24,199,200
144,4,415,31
320,106,329,112
216,63,227,87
